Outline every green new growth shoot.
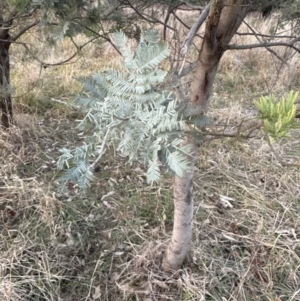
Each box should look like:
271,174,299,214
254,91,299,143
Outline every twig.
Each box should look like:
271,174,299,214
72,20,122,55
89,121,123,170
178,60,197,77
203,120,263,141
172,11,192,31
121,0,176,32
16,36,98,68
89,129,111,171
241,19,289,65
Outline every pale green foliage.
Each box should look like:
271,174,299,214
57,30,191,191
254,91,299,142
57,145,96,191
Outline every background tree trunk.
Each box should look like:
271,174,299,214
0,17,12,129
163,0,249,271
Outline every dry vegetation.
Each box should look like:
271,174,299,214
1,14,300,301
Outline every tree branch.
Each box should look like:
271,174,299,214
203,119,263,141
11,20,40,41
179,1,206,10
3,36,98,68
241,19,290,66
236,31,297,40
105,3,123,19
180,3,211,56
73,20,122,55
225,37,300,52
163,5,173,41
172,11,192,31
120,0,176,32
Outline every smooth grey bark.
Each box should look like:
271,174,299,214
162,138,196,271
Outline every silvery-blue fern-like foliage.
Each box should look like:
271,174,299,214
57,30,191,192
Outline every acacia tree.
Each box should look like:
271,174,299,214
57,0,300,271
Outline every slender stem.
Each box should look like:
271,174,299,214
89,128,111,171
89,121,123,170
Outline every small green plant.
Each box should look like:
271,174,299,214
254,91,299,142
57,30,191,191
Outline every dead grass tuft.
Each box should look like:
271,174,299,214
116,241,206,301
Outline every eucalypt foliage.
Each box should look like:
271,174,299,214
254,91,299,143
57,29,191,192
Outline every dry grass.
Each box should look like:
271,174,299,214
216,14,300,98
1,14,300,301
10,32,122,118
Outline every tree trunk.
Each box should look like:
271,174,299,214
162,0,249,271
0,17,13,129
162,138,197,271
190,0,249,110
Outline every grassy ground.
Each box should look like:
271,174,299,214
1,15,300,301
